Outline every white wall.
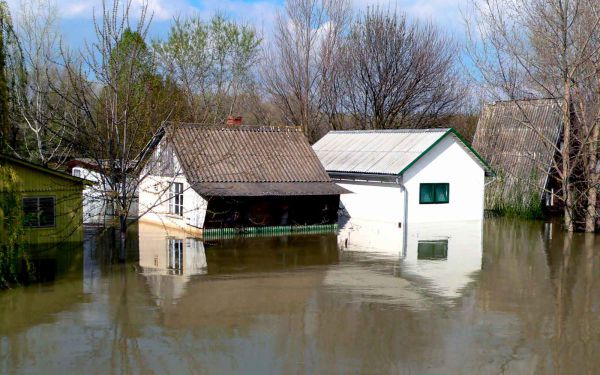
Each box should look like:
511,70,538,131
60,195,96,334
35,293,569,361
138,141,208,231
338,182,404,225
337,135,485,225
403,135,485,223
138,174,207,231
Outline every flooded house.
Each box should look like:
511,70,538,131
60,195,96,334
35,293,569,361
312,128,493,228
0,154,88,244
138,122,347,234
472,99,563,212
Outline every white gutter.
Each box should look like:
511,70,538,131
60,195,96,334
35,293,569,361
396,176,408,258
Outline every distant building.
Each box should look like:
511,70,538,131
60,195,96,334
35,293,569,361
313,128,493,227
472,99,563,212
67,158,139,225
0,154,88,244
139,123,347,234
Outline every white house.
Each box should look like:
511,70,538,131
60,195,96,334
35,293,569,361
313,128,493,227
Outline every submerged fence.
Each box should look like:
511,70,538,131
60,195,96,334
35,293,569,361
202,224,339,240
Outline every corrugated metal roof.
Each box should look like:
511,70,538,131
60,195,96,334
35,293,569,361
313,128,459,175
163,123,347,196
472,99,563,208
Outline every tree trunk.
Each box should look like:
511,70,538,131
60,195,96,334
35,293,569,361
586,76,600,233
119,215,127,263
562,83,574,232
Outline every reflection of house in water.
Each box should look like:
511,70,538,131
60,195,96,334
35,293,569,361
137,222,207,303
137,225,340,310
334,220,483,301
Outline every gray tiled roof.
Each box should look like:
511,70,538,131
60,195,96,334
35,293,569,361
164,123,347,196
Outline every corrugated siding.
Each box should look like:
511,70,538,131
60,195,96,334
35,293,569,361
312,129,449,175
165,124,334,185
472,99,563,209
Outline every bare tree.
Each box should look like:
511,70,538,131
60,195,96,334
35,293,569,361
12,0,73,167
49,0,184,255
465,0,600,232
341,9,466,130
261,0,351,141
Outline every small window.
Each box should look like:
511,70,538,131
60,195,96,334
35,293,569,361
72,168,82,178
417,240,448,260
169,182,184,216
419,183,449,204
23,197,55,227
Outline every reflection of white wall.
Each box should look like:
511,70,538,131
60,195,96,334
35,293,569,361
337,219,483,300
138,223,208,304
337,136,485,225
138,223,207,276
402,221,483,298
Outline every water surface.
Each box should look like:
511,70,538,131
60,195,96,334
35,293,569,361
1,219,599,374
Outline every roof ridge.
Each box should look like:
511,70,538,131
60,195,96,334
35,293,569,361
327,128,450,134
165,122,301,132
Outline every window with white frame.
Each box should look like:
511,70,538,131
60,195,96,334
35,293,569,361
169,182,184,216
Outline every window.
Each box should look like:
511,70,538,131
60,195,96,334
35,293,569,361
417,240,448,260
419,183,449,204
167,238,183,274
72,168,82,178
169,182,184,216
23,197,55,227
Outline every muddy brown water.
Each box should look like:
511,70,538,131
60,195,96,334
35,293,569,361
1,218,599,374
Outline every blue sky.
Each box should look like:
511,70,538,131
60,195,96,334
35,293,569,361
7,0,470,48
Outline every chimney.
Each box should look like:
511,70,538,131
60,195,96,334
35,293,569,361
226,115,243,126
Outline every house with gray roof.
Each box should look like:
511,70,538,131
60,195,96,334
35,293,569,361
472,99,563,212
313,128,493,228
138,123,347,235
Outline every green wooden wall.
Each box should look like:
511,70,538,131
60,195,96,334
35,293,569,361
1,157,85,245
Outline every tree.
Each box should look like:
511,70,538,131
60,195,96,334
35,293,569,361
261,0,352,141
0,1,25,153
465,0,600,232
153,14,262,124
51,0,184,257
12,0,72,166
341,9,466,130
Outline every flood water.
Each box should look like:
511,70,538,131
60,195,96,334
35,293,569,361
1,218,600,374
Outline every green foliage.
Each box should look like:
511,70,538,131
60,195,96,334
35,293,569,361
0,164,28,288
153,14,262,122
487,171,545,220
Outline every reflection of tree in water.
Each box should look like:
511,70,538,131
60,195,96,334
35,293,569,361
480,219,600,375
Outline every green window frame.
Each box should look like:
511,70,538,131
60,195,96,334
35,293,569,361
419,183,449,204
23,196,56,228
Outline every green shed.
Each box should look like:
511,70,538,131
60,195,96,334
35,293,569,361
0,154,88,245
